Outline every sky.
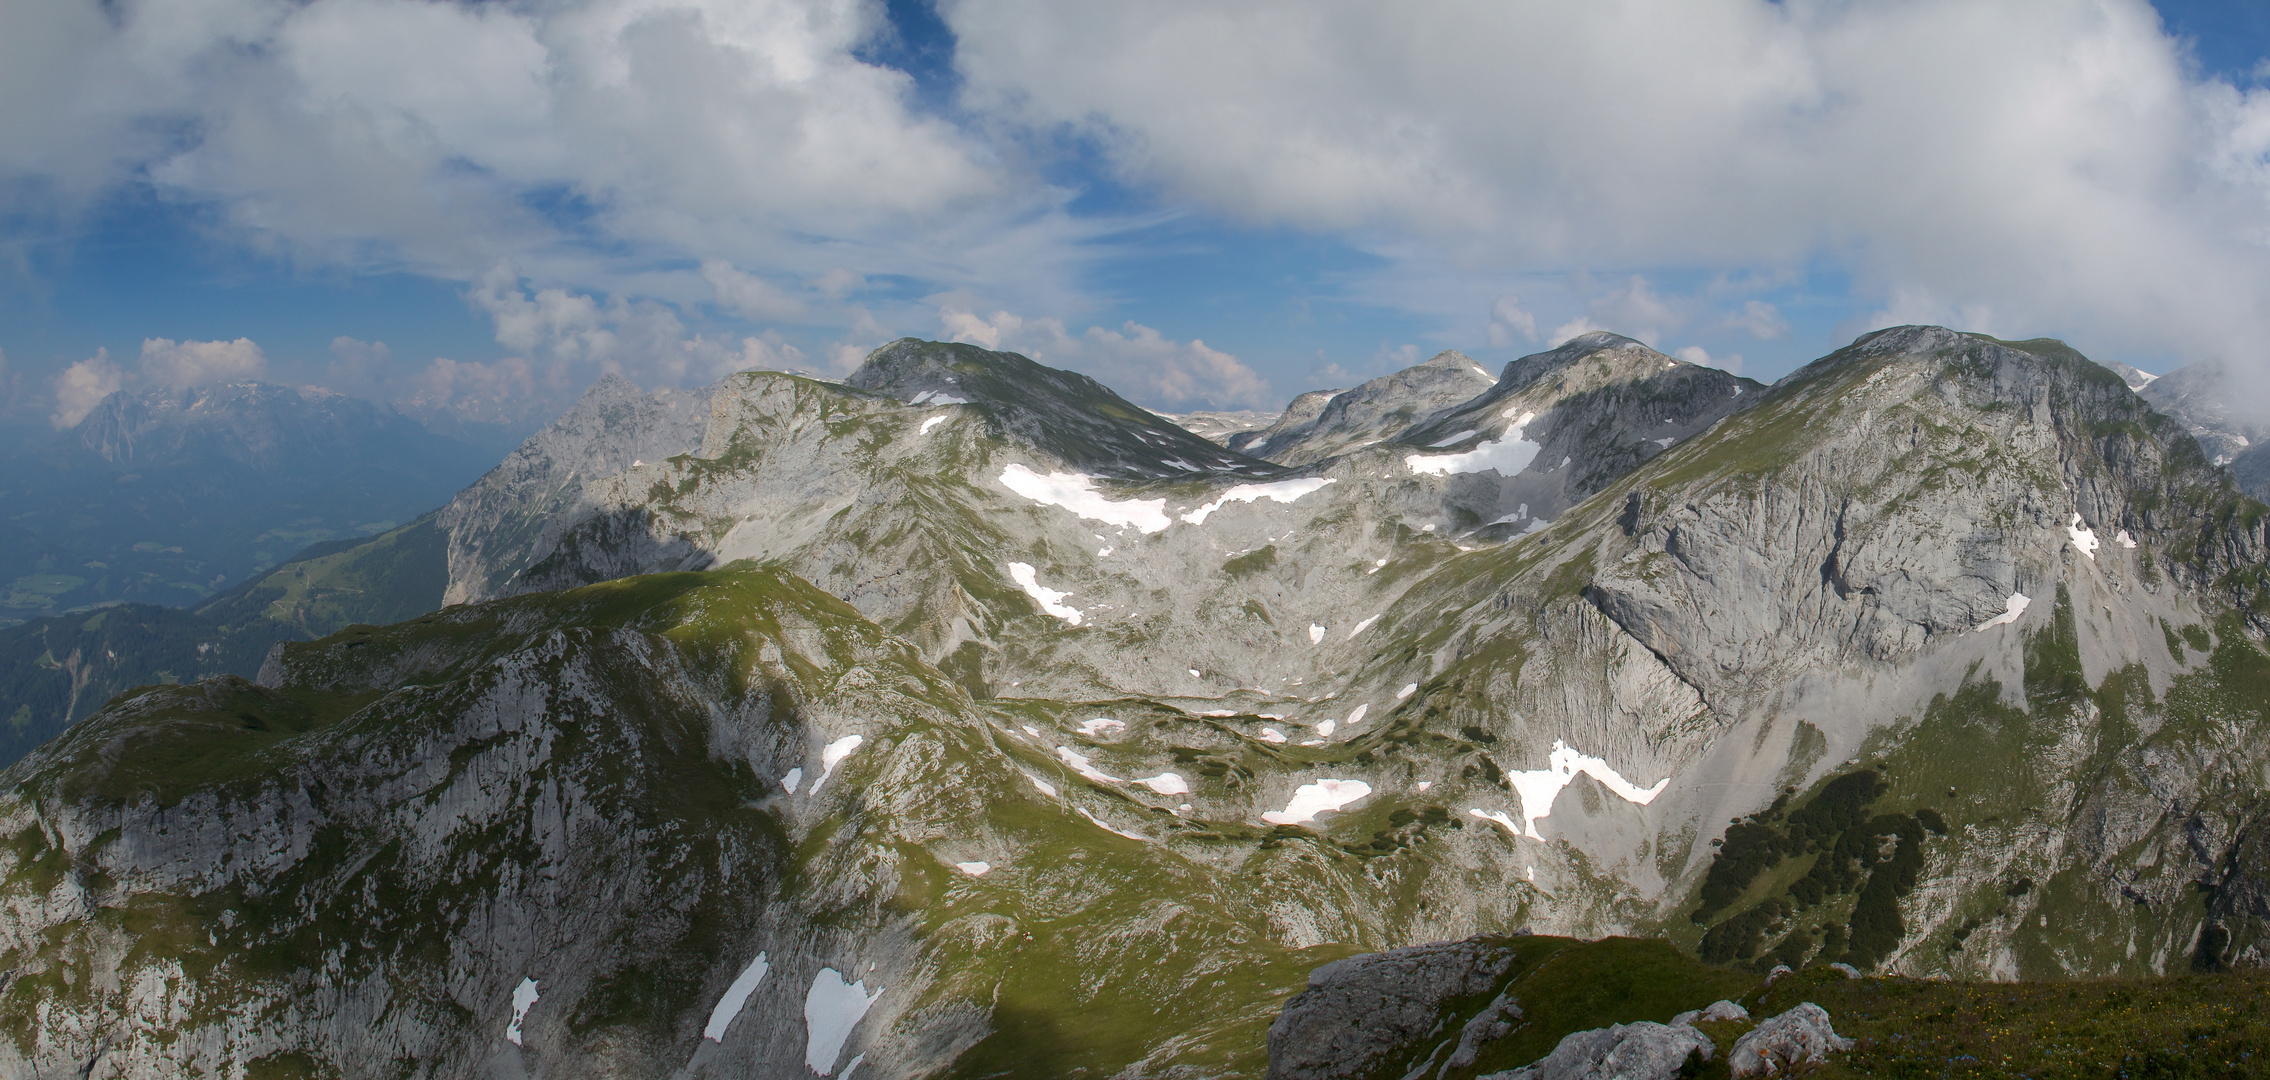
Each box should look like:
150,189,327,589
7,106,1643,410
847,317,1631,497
4,0,2270,443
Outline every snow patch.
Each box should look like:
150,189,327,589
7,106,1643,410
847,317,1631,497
703,954,770,1042
1079,717,1126,737
1368,558,1388,574
2118,530,2137,549
1262,779,1373,824
1308,624,1325,644
1316,719,1337,737
999,464,1172,532
1077,806,1146,840
1056,746,1122,783
781,767,804,794
1343,703,1368,728
1138,772,1190,795
1975,592,2031,632
808,735,864,797
1007,562,1083,625
1405,412,1540,476
919,415,948,435
2068,514,2100,560
804,968,883,1075
507,977,540,1046
1020,724,1041,738
1415,781,1433,792
1259,727,1288,743
1470,809,1522,836
1502,741,1670,839
1181,477,1338,524
1028,775,1058,798
1346,615,1381,639
954,861,991,876
1653,437,1675,449
1396,683,1417,700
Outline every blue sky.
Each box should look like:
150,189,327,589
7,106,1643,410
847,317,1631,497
3,0,2269,443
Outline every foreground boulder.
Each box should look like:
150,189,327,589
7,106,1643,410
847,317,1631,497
1728,1002,1855,1076
1484,1021,1714,1080
1266,937,1520,1080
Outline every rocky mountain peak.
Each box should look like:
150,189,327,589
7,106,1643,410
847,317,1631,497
1487,331,1674,399
844,338,1272,478
1229,387,1343,453
1244,349,1504,466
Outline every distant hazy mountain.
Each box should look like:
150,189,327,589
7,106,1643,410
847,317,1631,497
0,382,498,622
2135,359,2270,502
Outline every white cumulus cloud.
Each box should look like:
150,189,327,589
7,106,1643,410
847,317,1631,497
948,0,2270,375
139,337,267,390
50,350,124,428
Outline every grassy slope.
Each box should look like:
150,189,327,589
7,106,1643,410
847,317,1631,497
1393,938,2270,1080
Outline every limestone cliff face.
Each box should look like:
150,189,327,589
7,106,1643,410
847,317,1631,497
5,329,2270,1078
439,373,715,606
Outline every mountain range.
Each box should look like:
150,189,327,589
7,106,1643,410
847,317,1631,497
1,328,2266,1078
0,382,497,623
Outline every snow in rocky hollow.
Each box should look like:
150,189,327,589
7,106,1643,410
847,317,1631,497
703,953,770,1042
998,464,1172,532
1466,741,1670,840
1180,477,1338,524
507,977,540,1046
1262,779,1373,824
1007,562,1083,625
805,967,883,1075
808,735,864,796
1056,746,1122,783
1406,411,1541,476
1975,592,2031,632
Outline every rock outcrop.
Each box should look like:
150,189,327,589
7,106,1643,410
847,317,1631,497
1671,1000,1749,1026
1727,1003,1854,1076
1485,1021,1714,1080
1266,937,1520,1080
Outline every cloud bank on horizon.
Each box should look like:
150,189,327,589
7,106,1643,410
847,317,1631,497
3,0,2268,421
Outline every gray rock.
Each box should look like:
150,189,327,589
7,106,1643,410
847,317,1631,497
1250,350,1504,466
1267,937,1520,1080
1728,1003,1854,1076
1485,1021,1712,1080
1440,989,1526,1074
1671,1000,1749,1027
1828,963,1862,979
